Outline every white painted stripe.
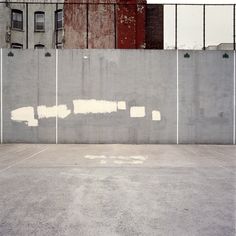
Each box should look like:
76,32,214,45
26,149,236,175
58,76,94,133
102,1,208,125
234,51,236,145
56,49,58,144
0,147,48,173
0,49,2,144
176,49,179,144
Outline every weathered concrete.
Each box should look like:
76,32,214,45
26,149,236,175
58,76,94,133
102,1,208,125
3,49,56,143
0,144,235,236
58,49,177,143
179,51,234,144
0,49,235,144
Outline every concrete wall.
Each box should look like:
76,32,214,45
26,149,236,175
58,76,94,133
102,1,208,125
0,49,235,144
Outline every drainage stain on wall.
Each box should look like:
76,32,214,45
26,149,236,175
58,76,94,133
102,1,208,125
11,99,161,127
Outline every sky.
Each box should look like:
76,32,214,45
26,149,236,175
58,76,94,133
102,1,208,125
147,0,235,49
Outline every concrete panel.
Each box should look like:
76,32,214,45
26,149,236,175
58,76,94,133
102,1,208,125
58,49,177,144
179,51,234,144
2,49,56,143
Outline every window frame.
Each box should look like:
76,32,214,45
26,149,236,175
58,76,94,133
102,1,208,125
11,43,23,49
11,9,23,31
34,11,45,32
55,9,63,31
34,44,45,49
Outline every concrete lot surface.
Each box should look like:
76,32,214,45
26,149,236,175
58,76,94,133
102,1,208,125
0,144,235,236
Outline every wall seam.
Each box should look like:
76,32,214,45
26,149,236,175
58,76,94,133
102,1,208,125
177,49,179,144
234,51,235,145
0,48,2,144
56,49,58,144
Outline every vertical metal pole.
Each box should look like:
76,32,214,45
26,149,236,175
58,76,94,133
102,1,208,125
203,4,206,50
175,4,177,50
114,3,116,49
234,4,235,50
86,3,89,49
56,3,58,49
26,3,28,49
55,49,58,144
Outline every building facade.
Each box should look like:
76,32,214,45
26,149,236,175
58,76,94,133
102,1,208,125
0,0,163,49
0,0,64,49
64,0,163,49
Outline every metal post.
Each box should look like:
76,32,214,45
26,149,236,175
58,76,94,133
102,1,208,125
26,3,28,49
203,4,206,50
86,3,89,49
114,3,116,49
175,4,178,49
234,4,235,50
56,3,58,49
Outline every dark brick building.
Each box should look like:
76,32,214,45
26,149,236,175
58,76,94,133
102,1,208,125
64,0,163,49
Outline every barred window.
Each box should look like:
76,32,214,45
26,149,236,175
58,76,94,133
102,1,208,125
35,12,45,32
12,10,23,30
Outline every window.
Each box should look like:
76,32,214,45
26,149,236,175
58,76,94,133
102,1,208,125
12,9,23,30
34,44,45,49
11,43,23,49
35,11,45,32
55,10,63,30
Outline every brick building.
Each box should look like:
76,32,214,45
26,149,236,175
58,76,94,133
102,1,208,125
0,0,163,49
64,0,163,49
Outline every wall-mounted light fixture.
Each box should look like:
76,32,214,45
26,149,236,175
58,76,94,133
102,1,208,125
184,53,190,58
8,52,14,57
222,53,229,59
45,52,51,57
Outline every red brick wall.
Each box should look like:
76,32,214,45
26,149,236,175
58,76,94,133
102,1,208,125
116,1,146,49
64,0,163,50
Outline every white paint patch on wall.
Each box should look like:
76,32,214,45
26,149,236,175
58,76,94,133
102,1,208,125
152,110,161,121
117,101,126,110
11,107,38,127
130,106,146,118
73,99,118,114
37,105,71,119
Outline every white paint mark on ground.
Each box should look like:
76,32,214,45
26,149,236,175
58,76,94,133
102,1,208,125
113,160,143,165
11,107,38,127
73,99,118,114
130,106,145,118
85,155,148,165
0,147,48,173
152,110,161,121
117,101,126,110
100,160,107,164
37,105,71,119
